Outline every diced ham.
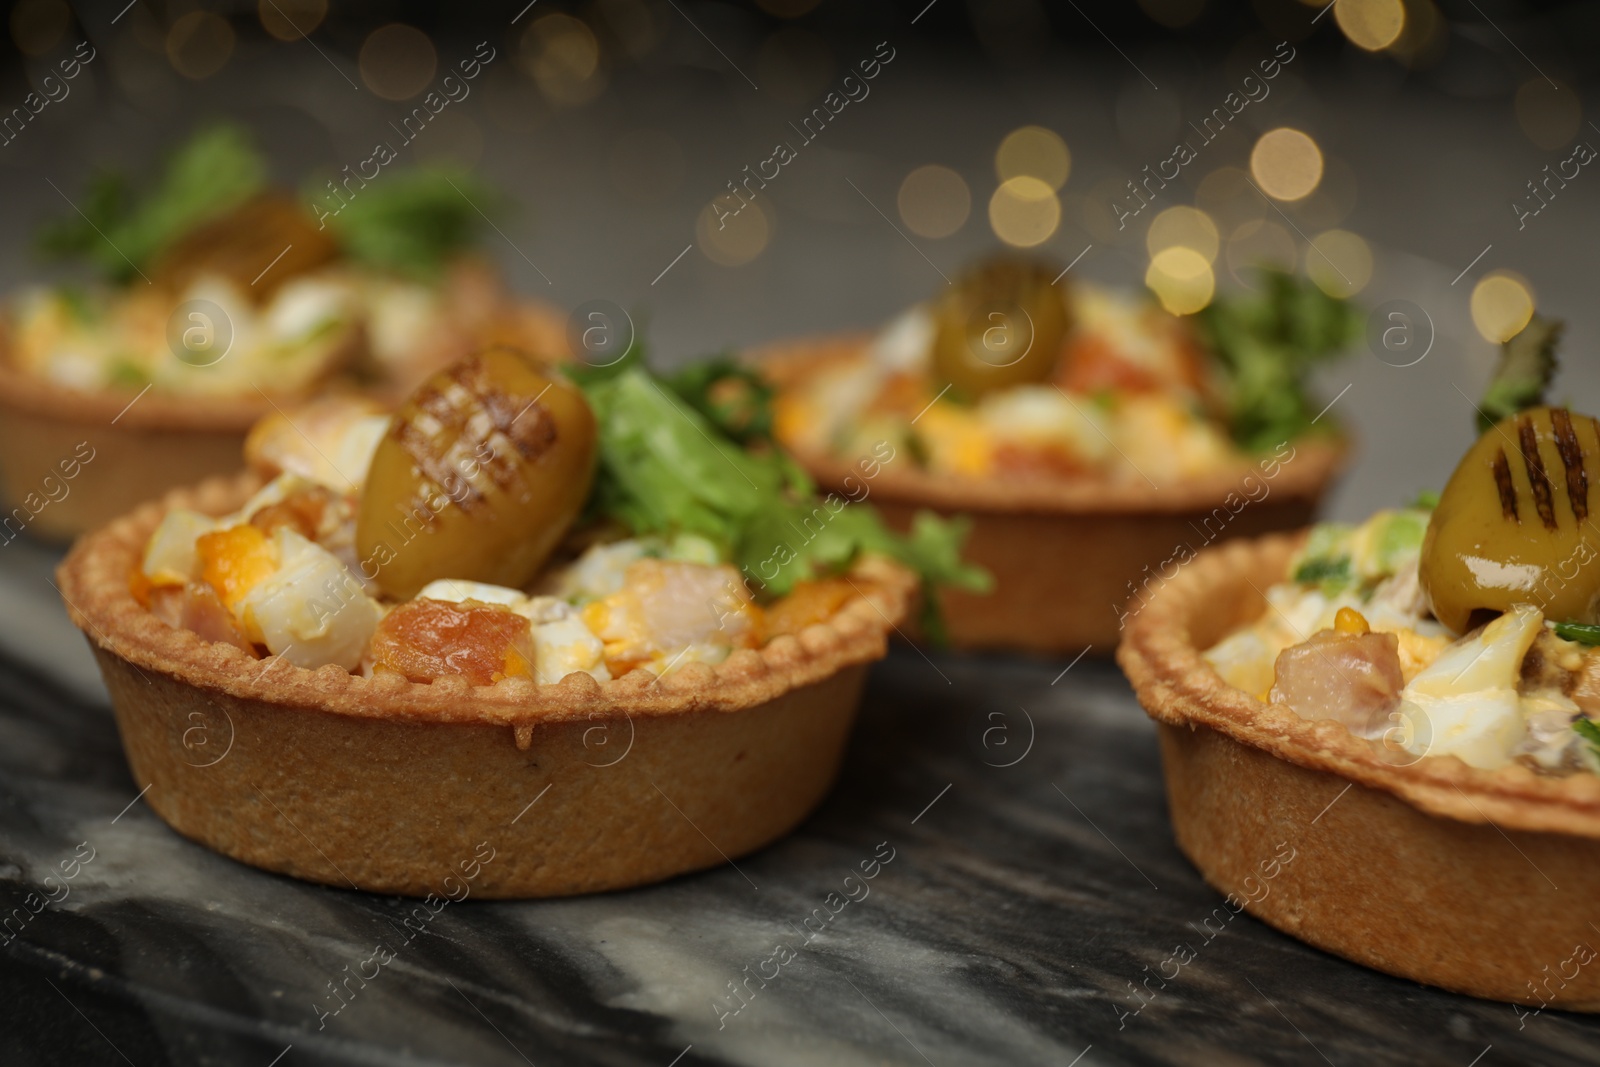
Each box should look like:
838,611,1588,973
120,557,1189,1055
179,582,259,656
1268,629,1405,737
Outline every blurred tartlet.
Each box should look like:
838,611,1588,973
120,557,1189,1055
0,125,563,540
1120,321,1600,1009
763,256,1353,653
57,346,973,898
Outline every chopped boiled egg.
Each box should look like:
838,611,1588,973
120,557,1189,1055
584,559,758,675
976,385,1110,465
143,509,218,586
236,527,381,671
244,398,389,492
1394,604,1542,769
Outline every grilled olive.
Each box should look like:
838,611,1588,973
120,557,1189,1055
151,195,339,301
1420,405,1600,633
357,348,597,599
931,256,1071,400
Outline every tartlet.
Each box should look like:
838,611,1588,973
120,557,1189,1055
1118,532,1600,1010
59,473,912,898
55,346,953,898
763,257,1358,653
763,322,1348,655
0,125,564,540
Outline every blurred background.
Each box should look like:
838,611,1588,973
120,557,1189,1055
0,0,1596,517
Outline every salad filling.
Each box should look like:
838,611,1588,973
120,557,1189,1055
17,125,545,398
773,257,1360,485
131,347,987,684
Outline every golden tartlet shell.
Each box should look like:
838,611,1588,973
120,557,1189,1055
57,473,916,899
1118,532,1600,1010
760,334,1345,654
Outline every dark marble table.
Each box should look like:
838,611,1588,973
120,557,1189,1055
5,595,1599,1066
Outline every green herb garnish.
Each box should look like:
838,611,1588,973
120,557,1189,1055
1574,717,1600,754
577,360,989,605
1478,314,1561,432
1551,621,1600,646
319,166,496,280
1192,268,1363,452
37,123,266,283
662,357,776,445
1410,489,1440,510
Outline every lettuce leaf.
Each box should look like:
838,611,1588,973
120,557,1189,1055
1478,315,1560,433
37,123,266,283
318,166,497,279
1192,269,1362,452
579,364,989,602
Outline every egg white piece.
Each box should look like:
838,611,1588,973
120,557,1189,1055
238,528,381,671
142,509,217,585
1395,604,1542,769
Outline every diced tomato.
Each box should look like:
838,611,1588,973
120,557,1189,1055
197,525,278,610
1056,334,1166,394
370,598,536,686
991,442,1089,479
870,372,930,417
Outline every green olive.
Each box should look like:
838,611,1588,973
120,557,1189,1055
1420,405,1600,633
931,256,1072,400
357,347,597,599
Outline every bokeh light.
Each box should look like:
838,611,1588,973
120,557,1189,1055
1385,0,1448,69
697,198,772,267
11,0,68,56
898,165,971,239
1146,206,1220,263
1471,273,1535,344
989,176,1061,247
259,0,327,41
1306,229,1373,297
1146,247,1215,315
1334,0,1405,51
1226,220,1297,284
996,127,1071,190
1514,79,1581,151
521,14,605,106
1250,128,1323,202
359,24,437,101
610,130,686,203
167,12,235,81
1290,156,1359,229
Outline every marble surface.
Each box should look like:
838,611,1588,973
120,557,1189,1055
4,600,1600,1066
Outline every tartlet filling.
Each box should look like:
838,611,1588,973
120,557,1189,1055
13,267,470,396
134,469,875,685
1206,507,1600,775
774,286,1241,484
772,261,1360,487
